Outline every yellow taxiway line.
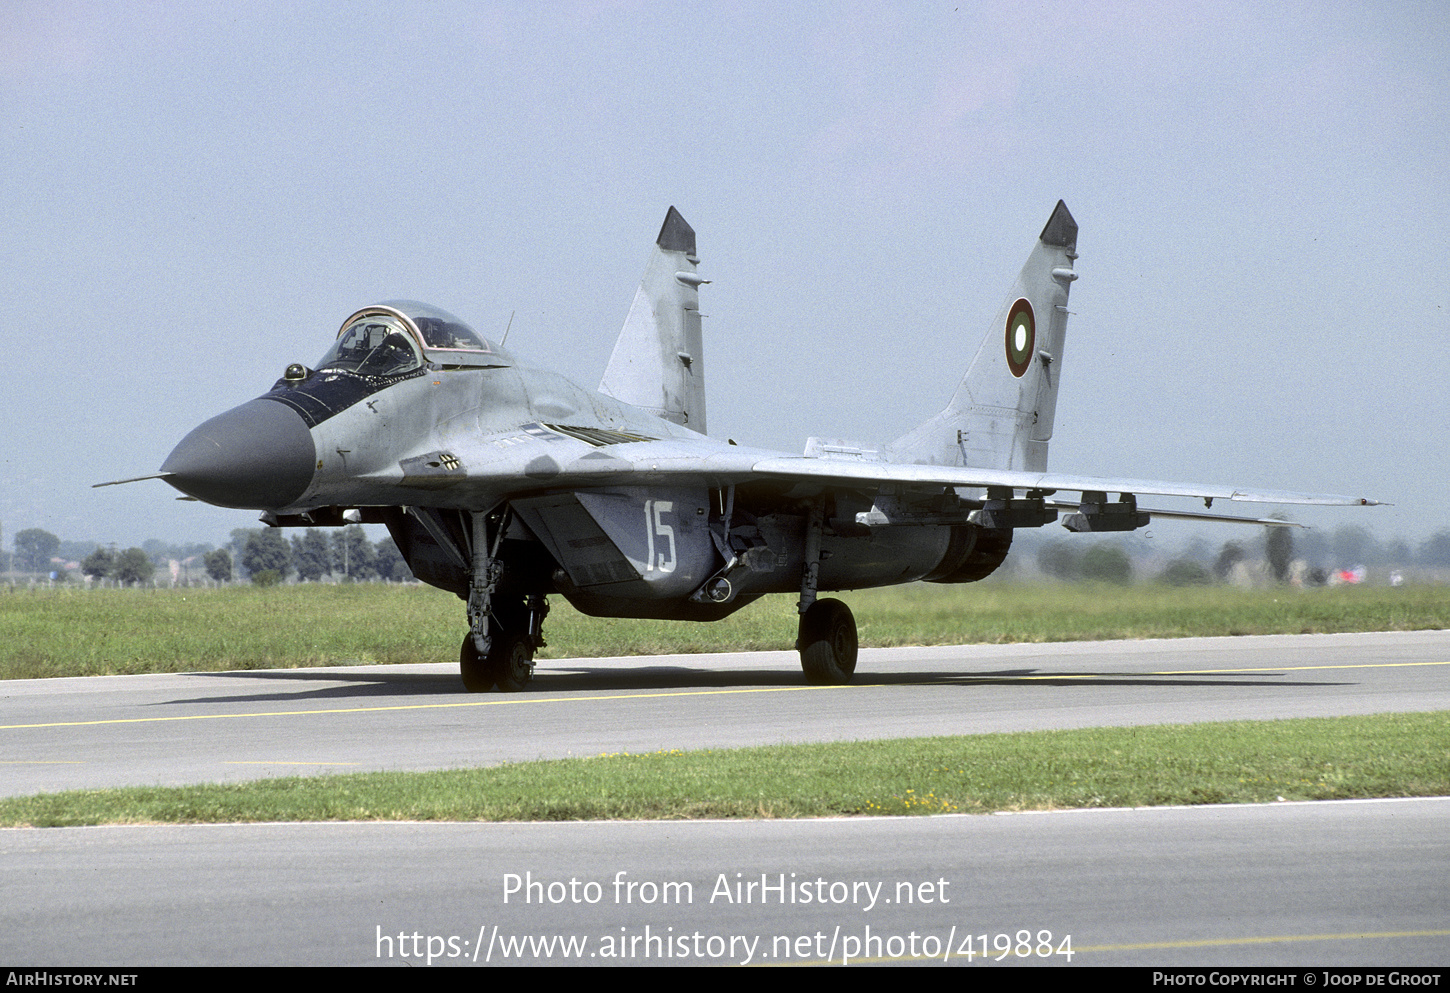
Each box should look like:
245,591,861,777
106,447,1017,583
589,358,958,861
3,658,1445,731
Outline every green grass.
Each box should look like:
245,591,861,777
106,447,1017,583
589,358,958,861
2,581,1448,680
2,712,1445,826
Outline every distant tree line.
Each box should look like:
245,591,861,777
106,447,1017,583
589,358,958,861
1026,523,1450,586
13,528,61,573
230,526,411,584
80,546,156,586
10,521,1450,587
1035,541,1136,584
4,525,412,586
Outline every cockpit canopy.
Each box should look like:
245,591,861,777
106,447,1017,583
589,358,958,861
318,313,422,377
317,301,505,376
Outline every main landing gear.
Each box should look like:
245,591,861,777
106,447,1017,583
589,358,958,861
794,496,858,685
797,597,858,685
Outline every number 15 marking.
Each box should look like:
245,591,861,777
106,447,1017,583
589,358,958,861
643,499,676,573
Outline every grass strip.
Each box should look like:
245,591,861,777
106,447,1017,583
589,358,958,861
3,582,1449,680
3,712,1445,827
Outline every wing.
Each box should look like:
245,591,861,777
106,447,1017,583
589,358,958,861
749,457,1379,507
747,456,1380,530
372,425,1377,532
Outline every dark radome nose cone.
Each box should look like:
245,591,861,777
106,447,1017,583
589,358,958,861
161,398,316,509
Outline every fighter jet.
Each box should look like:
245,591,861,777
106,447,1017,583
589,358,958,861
106,202,1378,691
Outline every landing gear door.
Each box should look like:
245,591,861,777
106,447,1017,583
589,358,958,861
512,486,714,598
574,487,714,598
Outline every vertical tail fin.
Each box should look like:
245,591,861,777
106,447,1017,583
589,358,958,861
598,207,709,432
888,200,1078,472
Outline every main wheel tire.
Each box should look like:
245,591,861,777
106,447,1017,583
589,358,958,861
798,598,858,685
487,631,535,692
460,634,494,692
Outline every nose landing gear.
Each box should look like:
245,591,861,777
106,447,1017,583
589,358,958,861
460,625,536,693
458,505,548,692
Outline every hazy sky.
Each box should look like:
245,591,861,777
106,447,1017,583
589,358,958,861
3,1,1445,552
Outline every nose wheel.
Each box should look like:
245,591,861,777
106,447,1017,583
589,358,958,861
797,597,857,685
460,627,536,693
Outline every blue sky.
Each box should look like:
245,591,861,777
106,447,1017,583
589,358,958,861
2,1,1445,551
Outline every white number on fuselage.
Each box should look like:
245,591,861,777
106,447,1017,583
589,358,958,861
643,499,676,573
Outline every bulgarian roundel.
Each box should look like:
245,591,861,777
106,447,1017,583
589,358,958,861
1005,298,1035,378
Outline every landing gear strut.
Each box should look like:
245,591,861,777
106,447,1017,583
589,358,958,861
458,505,547,692
459,595,548,692
794,496,858,684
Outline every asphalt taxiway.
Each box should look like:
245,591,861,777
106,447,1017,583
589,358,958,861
2,630,1447,796
2,631,1447,967
2,798,1448,967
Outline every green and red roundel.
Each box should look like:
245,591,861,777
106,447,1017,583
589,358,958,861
1005,298,1035,378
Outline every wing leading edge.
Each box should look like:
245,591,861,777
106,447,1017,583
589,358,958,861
748,457,1381,508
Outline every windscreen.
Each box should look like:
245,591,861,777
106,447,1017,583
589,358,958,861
317,315,422,377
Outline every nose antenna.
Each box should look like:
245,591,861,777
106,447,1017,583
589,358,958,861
92,473,174,488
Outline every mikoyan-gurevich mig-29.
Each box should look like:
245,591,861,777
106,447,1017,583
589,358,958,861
101,202,1379,691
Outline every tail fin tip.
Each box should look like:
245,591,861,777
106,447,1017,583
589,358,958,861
1040,200,1077,249
657,206,695,254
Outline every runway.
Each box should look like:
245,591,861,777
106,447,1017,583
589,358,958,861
2,631,1448,967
